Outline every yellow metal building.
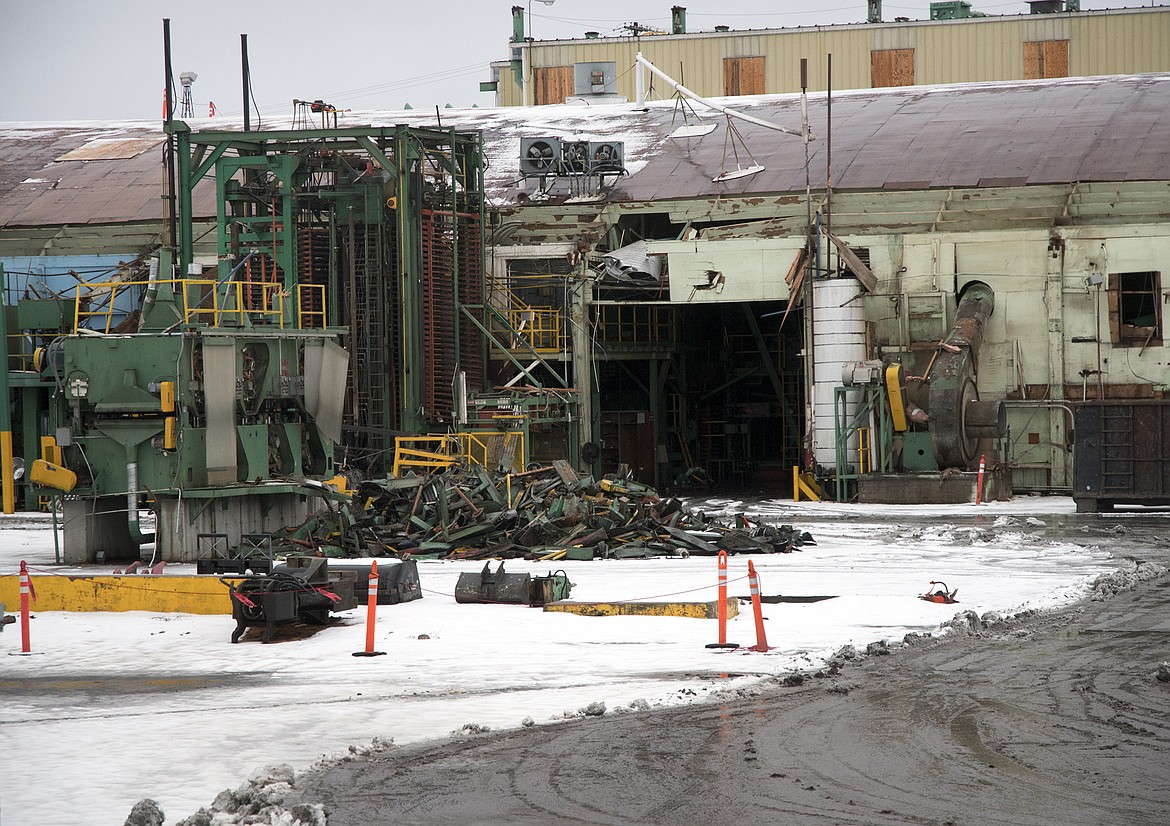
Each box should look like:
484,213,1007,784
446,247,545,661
490,5,1170,107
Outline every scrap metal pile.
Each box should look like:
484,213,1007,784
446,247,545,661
238,460,814,562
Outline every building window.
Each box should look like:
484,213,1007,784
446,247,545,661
1108,271,1162,347
532,66,574,105
1023,40,1069,79
871,49,915,87
723,56,766,96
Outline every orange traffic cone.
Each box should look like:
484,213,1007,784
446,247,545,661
705,550,739,650
747,560,772,652
353,560,387,657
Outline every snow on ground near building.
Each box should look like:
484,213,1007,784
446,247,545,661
0,496,1130,825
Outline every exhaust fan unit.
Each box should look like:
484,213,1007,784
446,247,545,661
520,137,562,176
589,141,625,174
561,140,591,175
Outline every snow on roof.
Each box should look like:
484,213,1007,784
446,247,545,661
2,73,1169,227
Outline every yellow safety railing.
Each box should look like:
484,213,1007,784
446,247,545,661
74,279,166,333
595,304,674,344
858,427,871,474
458,431,526,473
179,279,221,326
507,307,563,353
391,437,461,477
6,334,36,371
792,465,822,502
73,279,328,332
393,431,526,477
297,284,327,328
486,274,567,353
199,281,285,327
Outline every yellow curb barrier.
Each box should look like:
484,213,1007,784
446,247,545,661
544,597,739,619
0,575,240,614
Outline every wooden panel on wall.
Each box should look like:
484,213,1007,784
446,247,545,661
1043,39,1069,78
871,48,915,87
533,66,573,105
1024,40,1069,79
722,56,766,96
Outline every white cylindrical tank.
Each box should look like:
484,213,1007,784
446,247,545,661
812,277,867,469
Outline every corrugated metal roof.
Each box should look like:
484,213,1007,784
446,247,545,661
606,74,1170,202
1,73,1168,228
0,126,217,228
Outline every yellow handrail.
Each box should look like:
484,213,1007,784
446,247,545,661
393,431,526,477
595,304,674,344
297,284,327,328
74,278,327,332
506,307,563,353
486,274,566,353
6,334,35,371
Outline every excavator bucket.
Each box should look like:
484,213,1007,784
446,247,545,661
455,562,571,606
352,559,423,605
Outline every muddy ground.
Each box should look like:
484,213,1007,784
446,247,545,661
289,552,1170,825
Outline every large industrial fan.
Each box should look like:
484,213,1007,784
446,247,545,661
520,137,563,176
589,141,625,174
561,140,591,174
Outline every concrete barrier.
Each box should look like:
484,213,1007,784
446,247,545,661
0,575,239,614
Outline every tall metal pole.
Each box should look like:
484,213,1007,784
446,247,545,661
826,53,832,258
162,19,178,252
241,34,251,132
0,264,13,514
801,58,812,278
163,19,174,125
800,58,814,473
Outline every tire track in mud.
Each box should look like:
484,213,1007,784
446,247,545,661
299,569,1170,826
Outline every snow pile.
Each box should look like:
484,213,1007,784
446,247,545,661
124,799,165,826
1089,559,1167,600
169,765,326,826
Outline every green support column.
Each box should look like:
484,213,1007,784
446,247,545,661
395,126,424,431
448,128,461,364
174,124,193,271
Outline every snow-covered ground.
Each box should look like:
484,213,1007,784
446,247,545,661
0,496,1133,825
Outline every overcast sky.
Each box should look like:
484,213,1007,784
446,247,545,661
0,1,1157,122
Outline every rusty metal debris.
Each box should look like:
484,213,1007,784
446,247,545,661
217,460,814,563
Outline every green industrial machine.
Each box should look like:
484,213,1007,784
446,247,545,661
0,102,591,564
172,123,493,454
5,118,578,563
26,250,349,564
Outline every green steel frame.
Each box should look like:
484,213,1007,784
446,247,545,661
169,122,491,437
833,384,894,501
